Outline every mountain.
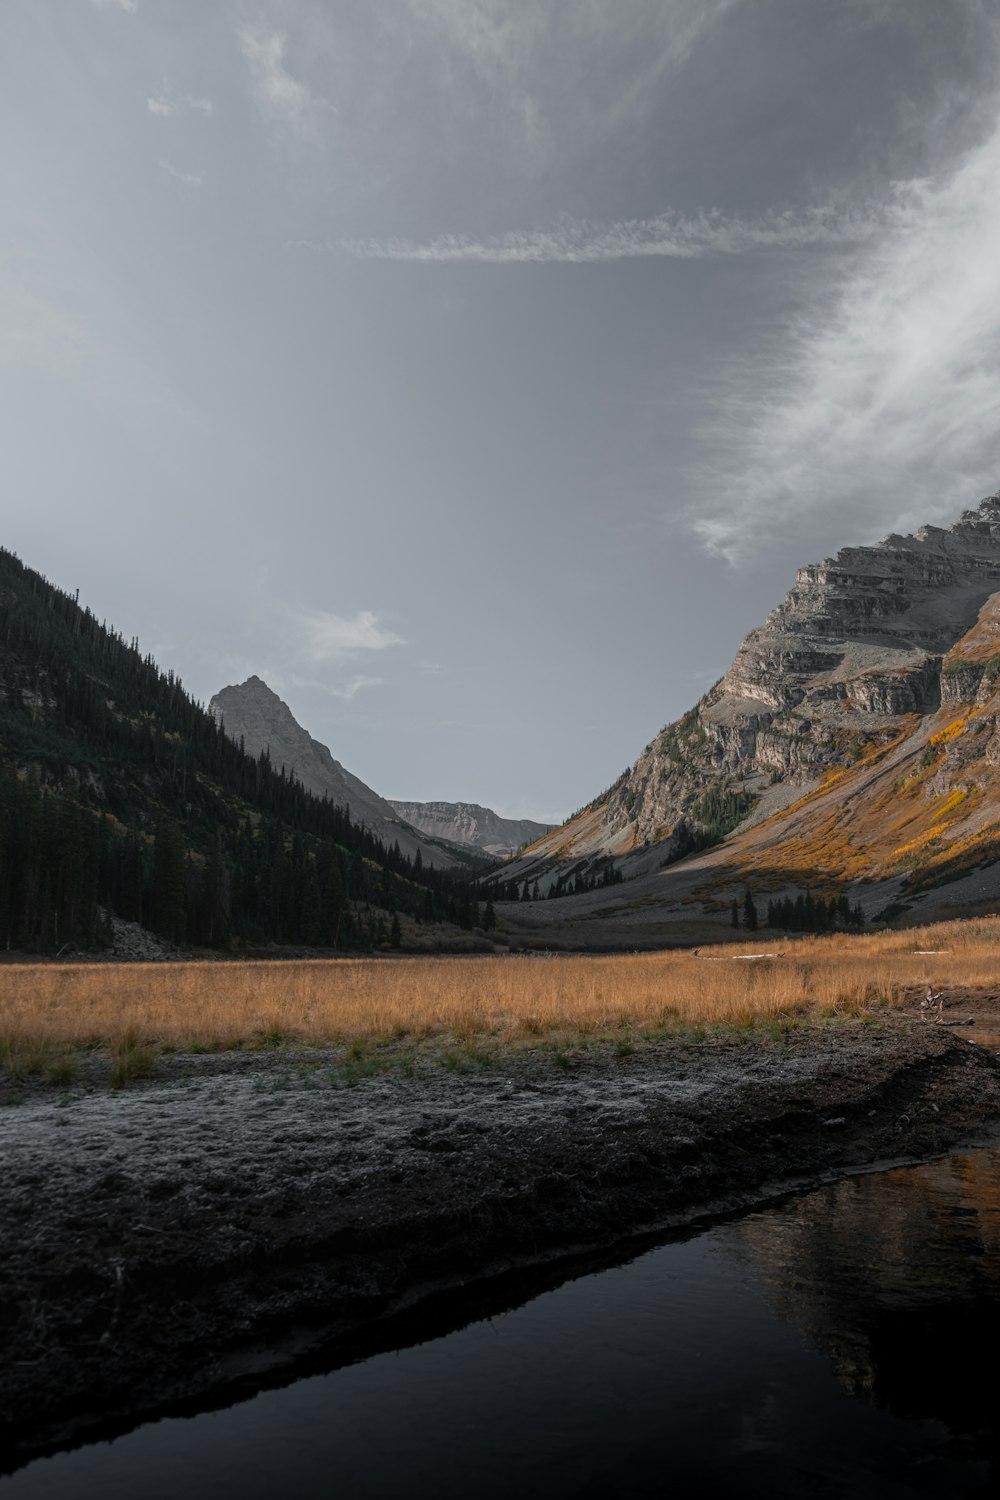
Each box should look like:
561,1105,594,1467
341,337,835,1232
387,800,553,858
492,491,1000,939
209,677,482,872
0,550,479,952
511,493,1000,873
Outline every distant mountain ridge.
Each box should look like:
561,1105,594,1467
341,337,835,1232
387,799,554,858
209,676,480,871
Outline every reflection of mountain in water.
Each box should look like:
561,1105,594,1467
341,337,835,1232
739,1148,1000,1459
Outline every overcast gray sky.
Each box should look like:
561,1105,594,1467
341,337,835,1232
4,0,1000,821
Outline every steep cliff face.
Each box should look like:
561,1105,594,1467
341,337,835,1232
209,677,477,870
724,589,1000,902
512,493,1000,880
387,800,553,858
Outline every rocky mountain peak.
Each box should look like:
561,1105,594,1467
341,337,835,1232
505,489,1000,880
209,677,477,871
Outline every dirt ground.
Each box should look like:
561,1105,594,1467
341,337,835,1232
3,999,1000,1468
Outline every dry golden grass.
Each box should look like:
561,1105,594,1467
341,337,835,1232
3,916,1000,1065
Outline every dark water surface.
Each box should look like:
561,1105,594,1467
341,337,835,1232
6,1146,1000,1499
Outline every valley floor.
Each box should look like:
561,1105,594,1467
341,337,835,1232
4,1005,1000,1468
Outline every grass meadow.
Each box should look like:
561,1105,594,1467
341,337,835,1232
2,917,999,1084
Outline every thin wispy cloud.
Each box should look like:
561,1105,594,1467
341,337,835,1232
690,108,1000,561
326,203,886,265
327,675,384,700
234,0,741,175
90,0,137,12
237,21,335,139
147,94,214,118
159,159,204,188
402,0,744,156
290,671,385,700
299,609,405,663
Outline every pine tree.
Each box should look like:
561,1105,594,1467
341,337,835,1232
731,898,740,929
743,888,758,933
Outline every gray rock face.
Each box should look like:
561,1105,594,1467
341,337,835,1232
209,677,473,870
387,800,554,858
531,492,1000,866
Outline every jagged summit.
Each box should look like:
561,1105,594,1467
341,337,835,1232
387,799,554,858
210,677,478,870
506,490,1000,881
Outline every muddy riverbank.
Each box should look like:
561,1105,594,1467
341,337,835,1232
3,1017,1000,1467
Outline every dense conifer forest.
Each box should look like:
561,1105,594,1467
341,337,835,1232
0,549,482,952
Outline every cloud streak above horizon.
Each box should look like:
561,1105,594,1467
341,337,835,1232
315,202,888,265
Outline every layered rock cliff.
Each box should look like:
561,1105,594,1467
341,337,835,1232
209,677,477,870
510,493,1000,881
387,800,553,858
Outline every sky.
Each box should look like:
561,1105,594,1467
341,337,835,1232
4,1,1000,822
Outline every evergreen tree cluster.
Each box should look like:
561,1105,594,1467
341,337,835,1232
545,861,623,898
765,891,865,933
0,549,480,952
480,858,623,905
690,786,756,845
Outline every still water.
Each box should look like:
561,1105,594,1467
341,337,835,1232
6,1146,1000,1499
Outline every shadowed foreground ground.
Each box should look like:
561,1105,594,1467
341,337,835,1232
3,1013,1000,1468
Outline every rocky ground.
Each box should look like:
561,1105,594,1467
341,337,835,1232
3,1006,1000,1469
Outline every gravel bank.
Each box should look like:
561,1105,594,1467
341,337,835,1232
3,1018,1000,1467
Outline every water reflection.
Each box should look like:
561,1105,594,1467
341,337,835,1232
4,1149,1000,1499
740,1149,1000,1460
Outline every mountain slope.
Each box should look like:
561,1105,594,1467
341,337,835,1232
0,549,478,951
387,799,553,858
209,677,481,872
504,492,1000,890
727,590,1000,905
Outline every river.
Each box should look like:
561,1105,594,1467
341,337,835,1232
5,1141,1000,1498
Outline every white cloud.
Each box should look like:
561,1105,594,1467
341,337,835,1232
159,159,204,188
90,0,137,12
237,21,334,139
0,264,88,376
326,202,884,264
327,675,384,700
689,110,1000,561
300,609,405,662
148,94,214,118
289,671,385,699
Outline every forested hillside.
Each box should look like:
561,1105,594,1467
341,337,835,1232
0,549,481,952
